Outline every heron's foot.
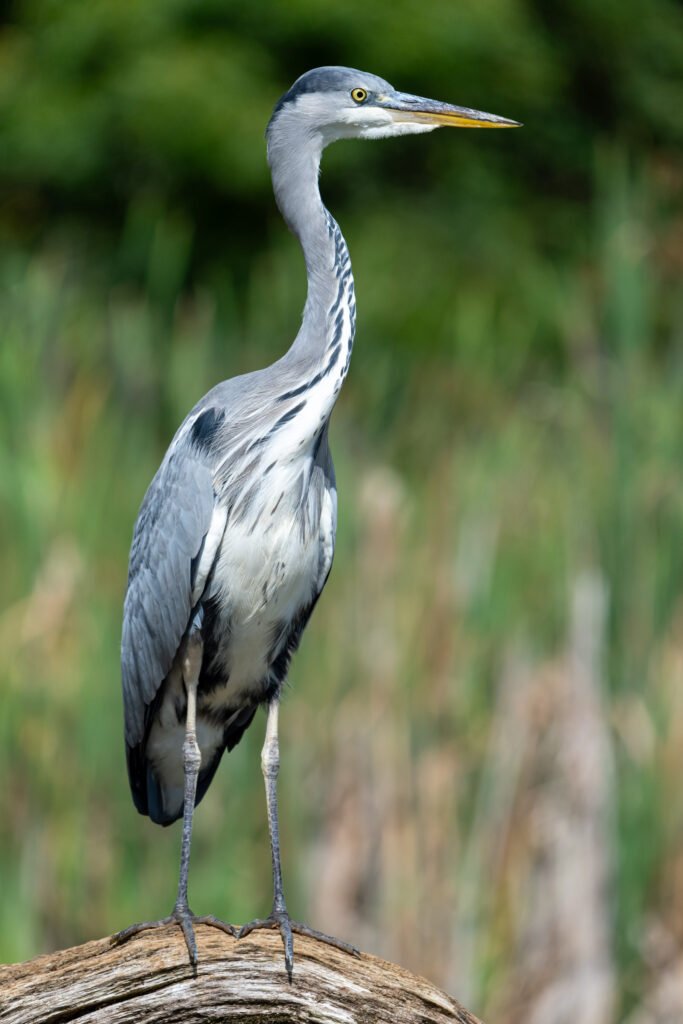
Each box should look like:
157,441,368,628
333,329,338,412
238,911,359,980
112,906,237,968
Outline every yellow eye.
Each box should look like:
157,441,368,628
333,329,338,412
351,87,368,104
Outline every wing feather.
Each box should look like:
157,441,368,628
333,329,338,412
121,446,216,747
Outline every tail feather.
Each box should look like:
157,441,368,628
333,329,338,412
127,741,226,826
125,703,259,826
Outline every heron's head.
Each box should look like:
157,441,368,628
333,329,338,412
268,66,520,148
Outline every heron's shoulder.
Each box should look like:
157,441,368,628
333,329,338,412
161,368,275,455
176,370,267,429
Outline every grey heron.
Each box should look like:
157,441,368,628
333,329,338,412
114,66,519,976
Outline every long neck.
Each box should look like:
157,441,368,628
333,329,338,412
267,118,356,397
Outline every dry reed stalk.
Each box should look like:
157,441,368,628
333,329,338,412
498,571,617,1024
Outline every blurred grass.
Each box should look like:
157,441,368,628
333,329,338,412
1,138,682,1023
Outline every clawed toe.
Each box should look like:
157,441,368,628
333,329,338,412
237,911,358,979
289,921,359,957
194,914,238,938
113,907,237,968
112,915,176,946
239,913,294,977
237,917,278,939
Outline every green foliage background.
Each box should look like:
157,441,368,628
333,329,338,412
1,1,683,1017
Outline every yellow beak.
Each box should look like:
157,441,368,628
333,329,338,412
383,93,521,129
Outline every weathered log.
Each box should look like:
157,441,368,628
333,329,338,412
0,926,482,1024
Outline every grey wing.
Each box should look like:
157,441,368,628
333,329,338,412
121,445,216,748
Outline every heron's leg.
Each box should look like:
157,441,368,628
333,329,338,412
113,630,236,966
238,699,359,979
263,699,287,916
168,632,203,962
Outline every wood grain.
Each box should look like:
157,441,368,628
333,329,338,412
0,926,483,1024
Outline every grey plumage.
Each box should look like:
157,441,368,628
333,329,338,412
122,246,345,823
270,66,394,120
117,64,519,972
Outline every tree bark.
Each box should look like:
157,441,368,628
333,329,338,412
0,926,482,1024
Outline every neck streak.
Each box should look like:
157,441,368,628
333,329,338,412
267,116,356,405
